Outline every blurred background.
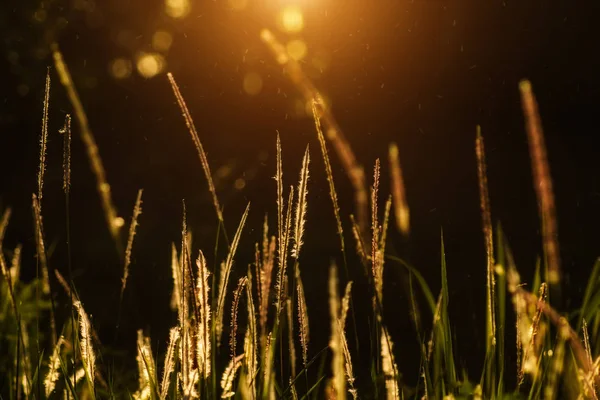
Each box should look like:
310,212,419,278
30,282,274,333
1,0,599,391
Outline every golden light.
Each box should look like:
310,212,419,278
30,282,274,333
228,0,248,11
243,72,263,95
280,6,304,33
286,39,307,61
109,58,132,79
165,0,190,19
136,53,166,79
152,30,174,52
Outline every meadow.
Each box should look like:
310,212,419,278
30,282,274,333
1,33,600,400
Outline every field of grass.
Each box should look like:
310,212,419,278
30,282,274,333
1,36,600,400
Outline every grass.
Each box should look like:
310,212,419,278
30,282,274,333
1,37,600,400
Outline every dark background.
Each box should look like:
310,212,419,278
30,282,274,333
1,0,599,392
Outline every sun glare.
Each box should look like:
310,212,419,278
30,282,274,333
165,0,191,19
280,6,304,33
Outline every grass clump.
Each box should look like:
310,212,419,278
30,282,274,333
1,43,600,400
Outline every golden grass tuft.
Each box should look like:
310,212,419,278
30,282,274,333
160,327,180,399
381,326,400,400
292,146,310,259
196,251,212,380
74,300,96,389
44,335,65,397
134,330,157,400
221,354,245,398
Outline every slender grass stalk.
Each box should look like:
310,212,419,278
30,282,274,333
292,146,310,259
276,188,294,322
338,282,357,399
216,203,250,343
476,127,497,395
231,278,248,360
381,326,400,400
311,101,345,256
495,224,507,397
121,189,143,300
519,80,561,286
259,235,276,358
371,160,382,304
578,258,600,332
196,251,211,380
0,209,18,313
32,194,57,348
388,143,410,237
544,319,569,400
244,268,258,397
38,67,50,212
52,45,123,252
275,133,285,316
296,266,309,370
170,243,182,313
350,214,368,267
60,114,72,195
160,327,180,399
286,298,297,380
166,72,224,225
328,262,346,400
